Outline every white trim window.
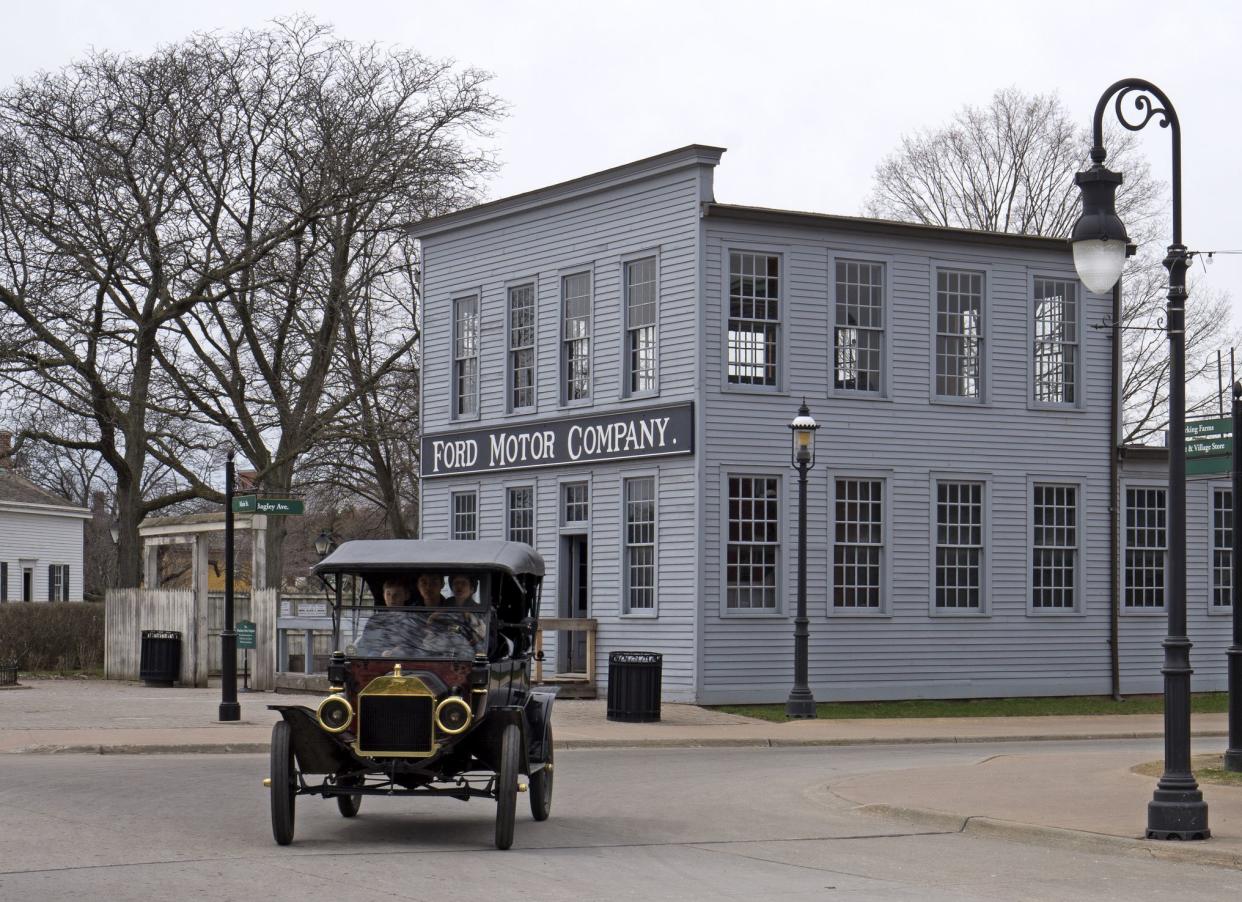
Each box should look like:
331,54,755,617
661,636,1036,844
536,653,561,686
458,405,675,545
726,475,780,610
625,257,657,395
508,284,536,411
833,478,883,610
623,476,656,613
935,269,984,400
451,491,478,541
935,480,984,610
507,486,535,546
1033,278,1079,405
1032,483,1078,610
561,273,591,402
453,296,480,418
562,481,589,526
1124,486,1166,609
1213,487,1232,609
834,260,885,393
727,252,780,387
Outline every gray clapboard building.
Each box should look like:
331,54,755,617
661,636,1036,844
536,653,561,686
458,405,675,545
413,145,1233,704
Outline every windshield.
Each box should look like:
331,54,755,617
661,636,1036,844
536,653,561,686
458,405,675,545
334,571,492,661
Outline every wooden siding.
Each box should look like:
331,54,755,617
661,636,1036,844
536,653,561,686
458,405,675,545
0,507,87,602
419,154,711,700
697,217,1119,703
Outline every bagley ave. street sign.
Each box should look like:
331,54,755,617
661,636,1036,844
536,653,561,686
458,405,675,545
1186,416,1233,476
231,495,305,515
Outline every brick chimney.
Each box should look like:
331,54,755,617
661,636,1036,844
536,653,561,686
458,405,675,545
0,431,13,470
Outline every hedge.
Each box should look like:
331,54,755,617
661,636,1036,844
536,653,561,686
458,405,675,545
0,602,105,671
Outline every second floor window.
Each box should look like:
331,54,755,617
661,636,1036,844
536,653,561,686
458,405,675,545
625,257,657,394
453,296,479,417
451,491,478,541
562,272,591,402
508,284,536,411
1214,488,1232,609
1125,487,1166,609
935,269,984,400
1034,278,1079,405
834,261,885,393
727,252,779,387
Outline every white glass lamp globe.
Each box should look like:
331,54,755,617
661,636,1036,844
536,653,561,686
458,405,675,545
1073,238,1128,295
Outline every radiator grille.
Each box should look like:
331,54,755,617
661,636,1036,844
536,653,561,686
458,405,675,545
358,695,434,753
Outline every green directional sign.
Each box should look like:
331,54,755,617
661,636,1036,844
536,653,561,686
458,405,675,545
231,495,305,515
1186,416,1233,476
236,620,256,650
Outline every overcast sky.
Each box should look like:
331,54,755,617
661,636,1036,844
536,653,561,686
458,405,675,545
6,1,1242,328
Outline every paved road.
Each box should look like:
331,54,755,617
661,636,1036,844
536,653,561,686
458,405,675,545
0,741,1233,901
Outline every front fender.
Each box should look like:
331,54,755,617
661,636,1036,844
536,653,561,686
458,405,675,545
269,705,358,775
524,688,557,763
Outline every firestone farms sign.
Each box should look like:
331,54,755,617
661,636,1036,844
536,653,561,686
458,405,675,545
421,402,694,478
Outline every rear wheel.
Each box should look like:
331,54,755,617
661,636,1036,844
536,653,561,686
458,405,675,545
529,724,553,822
270,720,296,846
336,776,362,818
494,723,520,850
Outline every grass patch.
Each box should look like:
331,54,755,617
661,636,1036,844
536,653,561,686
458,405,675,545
1132,754,1242,788
715,693,1230,722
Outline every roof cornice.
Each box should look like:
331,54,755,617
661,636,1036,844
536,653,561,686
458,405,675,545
0,500,91,519
703,203,1072,253
408,144,726,240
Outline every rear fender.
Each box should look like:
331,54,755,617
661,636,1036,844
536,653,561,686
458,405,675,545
269,705,358,775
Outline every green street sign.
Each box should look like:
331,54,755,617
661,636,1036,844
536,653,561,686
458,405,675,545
1185,416,1233,476
236,620,256,650
231,495,304,515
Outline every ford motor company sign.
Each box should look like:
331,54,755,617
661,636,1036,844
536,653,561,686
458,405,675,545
421,402,694,478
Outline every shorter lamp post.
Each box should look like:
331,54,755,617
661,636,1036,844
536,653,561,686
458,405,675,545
1229,381,1242,772
785,401,820,719
108,518,120,545
314,529,336,560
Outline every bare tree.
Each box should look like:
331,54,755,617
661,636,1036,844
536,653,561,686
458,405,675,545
154,20,499,584
865,87,1233,441
0,35,340,585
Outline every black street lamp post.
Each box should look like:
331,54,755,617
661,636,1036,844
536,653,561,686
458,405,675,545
1228,381,1242,772
219,449,240,722
1071,78,1208,840
785,401,820,720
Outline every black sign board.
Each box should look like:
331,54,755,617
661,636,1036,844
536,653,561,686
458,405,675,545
421,402,694,478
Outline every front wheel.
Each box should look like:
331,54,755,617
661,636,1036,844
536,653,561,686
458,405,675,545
529,724,553,822
336,776,362,818
270,720,296,845
494,723,521,850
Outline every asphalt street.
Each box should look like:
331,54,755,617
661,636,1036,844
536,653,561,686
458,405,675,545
0,741,1233,901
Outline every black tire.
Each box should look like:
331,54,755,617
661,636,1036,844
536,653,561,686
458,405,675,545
494,723,521,850
336,776,362,818
270,720,296,846
529,724,553,822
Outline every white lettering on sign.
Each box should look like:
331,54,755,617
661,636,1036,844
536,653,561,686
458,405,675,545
489,430,557,468
431,438,479,474
568,416,670,461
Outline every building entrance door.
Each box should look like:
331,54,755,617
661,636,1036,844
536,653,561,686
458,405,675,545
559,535,589,674
22,568,33,602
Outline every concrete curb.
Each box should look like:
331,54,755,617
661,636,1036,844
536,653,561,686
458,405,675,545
1,728,1228,756
853,802,1242,871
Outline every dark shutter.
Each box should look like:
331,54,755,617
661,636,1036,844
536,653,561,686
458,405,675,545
1,562,7,602
49,565,56,602
62,565,70,601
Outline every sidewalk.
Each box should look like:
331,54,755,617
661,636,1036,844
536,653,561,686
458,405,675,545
4,678,1240,868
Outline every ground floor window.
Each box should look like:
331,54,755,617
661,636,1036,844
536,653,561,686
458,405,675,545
451,491,478,541
1032,483,1078,611
562,481,589,526
507,486,535,546
935,480,984,610
726,474,780,611
1214,487,1232,609
48,564,69,602
1124,486,1166,609
833,477,883,610
623,476,656,613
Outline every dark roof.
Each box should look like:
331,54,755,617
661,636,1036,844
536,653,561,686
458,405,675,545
0,468,84,509
314,539,545,578
703,203,1072,253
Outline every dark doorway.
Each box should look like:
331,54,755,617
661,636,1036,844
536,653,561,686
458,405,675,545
22,568,33,602
559,535,589,674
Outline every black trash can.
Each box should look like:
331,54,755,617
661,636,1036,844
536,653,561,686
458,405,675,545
139,630,182,687
0,660,18,687
606,651,663,723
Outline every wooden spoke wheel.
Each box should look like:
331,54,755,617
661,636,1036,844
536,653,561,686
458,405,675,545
529,725,553,822
494,723,520,850
269,720,296,846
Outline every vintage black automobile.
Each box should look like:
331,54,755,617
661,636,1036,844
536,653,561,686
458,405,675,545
265,539,555,850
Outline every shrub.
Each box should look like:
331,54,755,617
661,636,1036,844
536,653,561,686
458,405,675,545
0,603,105,672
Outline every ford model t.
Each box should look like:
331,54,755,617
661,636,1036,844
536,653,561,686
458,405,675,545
265,539,555,850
